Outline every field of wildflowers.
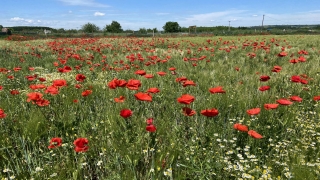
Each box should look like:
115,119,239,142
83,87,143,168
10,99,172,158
0,35,319,179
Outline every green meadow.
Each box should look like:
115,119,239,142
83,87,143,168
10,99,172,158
0,35,319,179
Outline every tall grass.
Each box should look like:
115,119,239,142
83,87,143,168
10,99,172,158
0,35,319,179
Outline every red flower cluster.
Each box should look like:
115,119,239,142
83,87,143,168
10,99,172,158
233,123,263,139
0,108,6,118
146,118,156,132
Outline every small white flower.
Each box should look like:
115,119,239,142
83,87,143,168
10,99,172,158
35,167,43,172
97,161,103,166
50,173,57,177
3,168,11,173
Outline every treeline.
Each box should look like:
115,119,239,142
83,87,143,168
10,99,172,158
6,26,54,32
180,26,248,33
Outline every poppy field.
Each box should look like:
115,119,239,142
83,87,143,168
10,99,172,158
0,35,320,179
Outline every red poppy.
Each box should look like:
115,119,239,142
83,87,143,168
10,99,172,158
183,80,196,87
157,71,166,76
75,84,82,89
52,79,67,87
146,124,157,132
27,92,43,102
35,98,50,106
29,67,35,71
13,67,22,71
25,75,36,81
182,107,196,116
0,86,3,90
73,99,79,103
45,86,59,95
298,56,306,62
290,96,302,102
201,108,219,117
29,84,46,90
169,67,176,71
117,79,127,87
234,67,240,71
48,137,62,149
300,79,308,84
126,79,141,90
73,138,89,152
248,130,263,139
209,86,226,94
114,96,125,103
146,118,153,125
278,51,287,57
264,104,279,110
134,92,152,102
276,98,293,105
108,78,119,89
58,66,72,73
0,108,6,118
144,74,154,78
81,90,92,97
313,96,320,101
233,123,248,132
259,86,270,91
289,59,299,63
135,70,146,76
271,66,282,73
147,87,160,93
291,75,301,83
38,77,46,82
175,77,188,84
10,90,19,95
177,94,195,105
75,74,86,82
260,75,270,82
246,108,261,116
7,75,14,80
120,109,132,118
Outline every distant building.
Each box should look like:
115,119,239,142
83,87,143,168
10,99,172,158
1,28,8,33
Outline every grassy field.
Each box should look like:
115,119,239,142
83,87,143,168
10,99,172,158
0,35,319,179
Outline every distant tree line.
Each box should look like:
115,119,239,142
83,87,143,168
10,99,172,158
1,21,320,36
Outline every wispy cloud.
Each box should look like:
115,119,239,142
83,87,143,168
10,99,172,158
179,10,247,26
10,17,35,24
155,13,169,16
94,12,105,16
58,0,109,7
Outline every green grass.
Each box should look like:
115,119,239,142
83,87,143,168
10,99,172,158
0,35,319,179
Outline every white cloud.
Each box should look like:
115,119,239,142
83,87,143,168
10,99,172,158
252,15,258,17
94,12,105,16
58,0,109,7
10,17,24,21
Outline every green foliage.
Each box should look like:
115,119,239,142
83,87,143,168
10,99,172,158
0,35,320,179
105,21,123,33
81,23,100,33
138,28,147,34
163,21,181,32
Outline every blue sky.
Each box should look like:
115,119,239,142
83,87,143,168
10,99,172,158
1,0,320,30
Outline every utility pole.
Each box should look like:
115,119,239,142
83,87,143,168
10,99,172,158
261,14,265,31
228,21,231,31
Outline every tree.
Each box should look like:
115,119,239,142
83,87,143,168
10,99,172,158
0,25,3,30
139,28,147,34
163,21,180,33
105,21,123,33
81,23,100,33
152,28,158,33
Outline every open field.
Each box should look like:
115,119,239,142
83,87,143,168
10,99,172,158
0,35,319,179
